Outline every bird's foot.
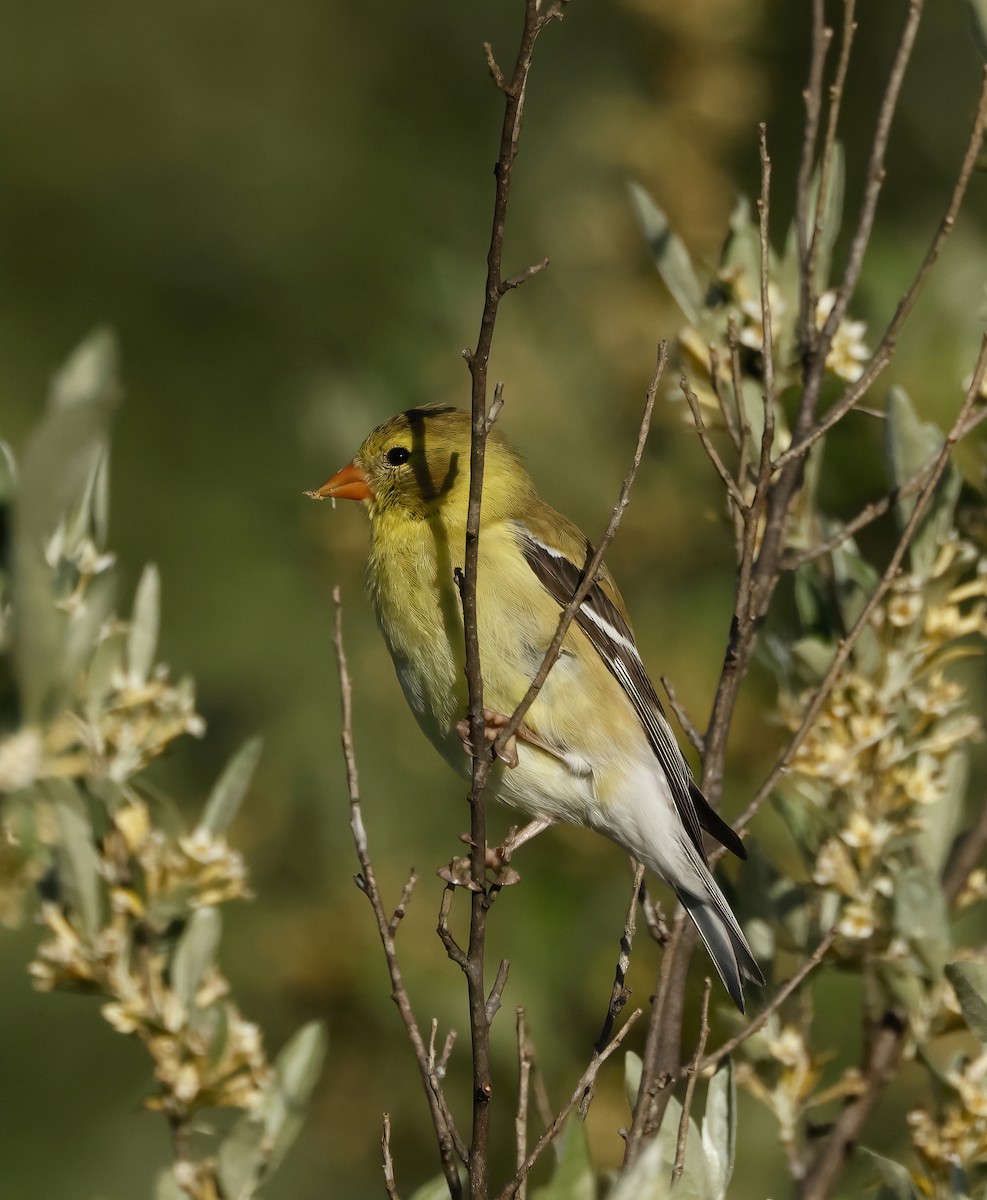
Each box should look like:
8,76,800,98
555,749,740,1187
456,709,519,768
490,818,555,870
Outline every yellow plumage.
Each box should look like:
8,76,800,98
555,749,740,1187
310,405,763,1009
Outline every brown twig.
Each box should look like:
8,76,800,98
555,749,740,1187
660,675,705,757
595,861,646,1055
805,0,856,304
333,590,466,1196
817,0,923,360
514,1009,533,1200
696,928,838,1074
460,7,569,1194
382,1114,401,1200
681,376,748,514
497,1009,643,1200
673,978,712,1181
795,0,831,357
775,57,987,476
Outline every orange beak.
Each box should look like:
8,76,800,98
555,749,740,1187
305,462,372,502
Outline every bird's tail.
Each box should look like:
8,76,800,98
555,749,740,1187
675,852,764,1012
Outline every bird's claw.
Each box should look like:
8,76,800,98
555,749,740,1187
456,709,519,768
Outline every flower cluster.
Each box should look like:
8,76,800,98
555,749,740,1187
783,539,986,958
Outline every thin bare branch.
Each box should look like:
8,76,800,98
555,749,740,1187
500,256,550,293
498,1009,644,1200
708,344,743,454
795,0,832,355
461,10,568,1190
660,675,705,756
818,0,923,356
595,862,646,1054
697,928,838,1073
775,63,987,474
673,978,712,1180
486,959,511,1023
805,0,857,299
514,1009,533,1200
681,376,748,513
757,124,777,456
382,1114,401,1200
333,590,465,1197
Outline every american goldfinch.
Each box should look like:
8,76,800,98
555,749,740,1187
309,406,763,1010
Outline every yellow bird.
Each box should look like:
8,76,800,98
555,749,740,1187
309,406,763,1010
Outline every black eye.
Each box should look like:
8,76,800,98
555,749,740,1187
386,446,410,466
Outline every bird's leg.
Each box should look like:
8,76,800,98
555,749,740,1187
488,817,555,871
456,708,567,769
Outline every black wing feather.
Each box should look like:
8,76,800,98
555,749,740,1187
516,523,746,862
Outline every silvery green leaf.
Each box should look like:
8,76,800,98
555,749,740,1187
629,182,704,324
64,571,116,690
127,564,160,687
13,331,120,722
967,0,987,57
46,779,102,937
654,1094,708,1200
49,328,120,412
831,538,879,634
784,145,845,292
721,195,759,285
857,1146,921,1200
197,738,263,836
790,636,835,682
0,440,16,503
65,448,110,552
893,866,949,978
171,907,222,1015
624,1050,643,1111
915,751,966,874
608,1130,673,1200
945,962,987,1042
409,1176,464,1200
155,1169,189,1200
531,1118,594,1200
884,388,960,577
700,1061,736,1200
217,1020,327,1199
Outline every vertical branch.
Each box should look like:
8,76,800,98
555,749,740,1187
459,5,569,1195
333,590,465,1199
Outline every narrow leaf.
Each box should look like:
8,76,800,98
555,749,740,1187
701,1060,736,1199
884,388,960,577
13,330,120,722
608,1131,673,1200
858,1146,921,1200
629,182,704,324
532,1118,594,1200
171,907,222,1014
46,779,102,937
945,962,987,1042
197,738,263,836
216,1020,326,1199
127,564,160,687
967,0,987,58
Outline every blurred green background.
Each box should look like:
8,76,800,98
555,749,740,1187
1,0,985,1196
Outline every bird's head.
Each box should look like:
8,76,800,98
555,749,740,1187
306,406,532,526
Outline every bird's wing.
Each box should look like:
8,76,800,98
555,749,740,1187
512,515,746,862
